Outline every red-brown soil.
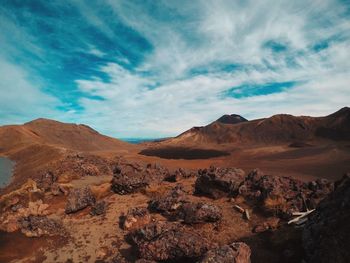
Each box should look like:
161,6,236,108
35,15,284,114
0,108,349,262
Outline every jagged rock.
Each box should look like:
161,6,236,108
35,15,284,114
200,242,251,263
111,163,169,195
195,166,245,199
131,222,210,261
239,169,333,217
148,184,187,215
164,168,195,182
303,173,350,263
121,207,151,230
37,171,57,191
176,202,222,224
19,215,63,237
65,187,95,214
90,201,107,216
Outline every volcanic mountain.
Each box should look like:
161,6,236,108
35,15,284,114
0,118,134,190
0,118,130,154
164,107,350,145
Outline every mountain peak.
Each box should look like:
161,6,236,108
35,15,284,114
216,114,248,124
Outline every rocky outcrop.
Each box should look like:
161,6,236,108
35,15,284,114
195,166,245,198
111,163,170,195
121,207,151,231
131,222,210,261
238,169,333,217
200,242,251,263
303,174,350,263
19,215,63,237
176,202,222,224
65,187,95,214
148,184,188,215
0,200,50,232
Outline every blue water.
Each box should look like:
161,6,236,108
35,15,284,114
119,138,164,144
0,157,15,188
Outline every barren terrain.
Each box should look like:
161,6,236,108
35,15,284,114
0,108,349,262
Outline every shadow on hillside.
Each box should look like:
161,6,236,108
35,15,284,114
139,147,230,160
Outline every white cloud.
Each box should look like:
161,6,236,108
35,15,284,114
1,0,349,137
0,58,61,124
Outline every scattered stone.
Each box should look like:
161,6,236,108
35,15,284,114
19,215,63,237
195,166,245,199
121,207,151,231
131,222,210,261
65,187,95,214
176,202,222,224
200,242,251,263
90,201,107,216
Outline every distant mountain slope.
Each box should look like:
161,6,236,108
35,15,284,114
216,114,248,124
165,107,350,145
0,118,131,154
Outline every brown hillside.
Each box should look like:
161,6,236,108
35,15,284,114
0,118,130,154
165,107,350,146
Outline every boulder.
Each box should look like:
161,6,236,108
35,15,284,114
111,163,169,195
148,184,187,215
195,166,245,199
200,242,251,263
65,187,95,214
176,202,222,224
302,174,350,263
121,207,151,231
131,222,210,261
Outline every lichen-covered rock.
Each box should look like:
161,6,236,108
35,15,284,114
65,187,95,214
131,222,210,261
19,215,63,237
176,202,222,224
303,173,350,263
200,242,251,263
148,184,187,214
195,166,245,199
121,207,151,231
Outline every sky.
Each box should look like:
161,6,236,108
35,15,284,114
0,0,350,138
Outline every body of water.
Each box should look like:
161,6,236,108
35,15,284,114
120,138,166,144
0,157,15,188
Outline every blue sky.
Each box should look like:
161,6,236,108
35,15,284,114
0,0,350,138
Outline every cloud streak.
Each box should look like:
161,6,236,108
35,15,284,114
0,0,349,137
